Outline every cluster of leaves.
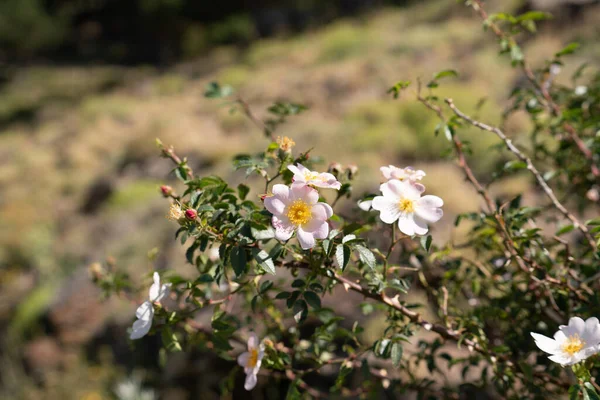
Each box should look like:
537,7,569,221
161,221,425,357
95,2,600,399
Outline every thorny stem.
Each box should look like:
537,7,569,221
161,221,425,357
445,98,596,249
470,0,600,179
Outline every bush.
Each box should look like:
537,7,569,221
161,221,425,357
95,3,600,399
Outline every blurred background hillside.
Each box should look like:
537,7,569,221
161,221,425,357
1,0,599,399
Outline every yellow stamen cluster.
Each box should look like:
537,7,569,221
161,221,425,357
277,136,296,152
286,199,312,226
167,203,184,221
247,348,259,368
398,199,415,213
562,334,585,355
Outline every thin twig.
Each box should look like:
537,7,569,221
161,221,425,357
445,98,595,249
470,0,600,178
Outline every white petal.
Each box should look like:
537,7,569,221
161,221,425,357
418,195,443,209
583,317,600,345
130,318,152,340
237,352,250,367
291,184,319,204
303,220,329,239
380,180,402,201
415,198,443,223
247,332,259,350
136,301,154,321
397,214,418,236
154,283,171,303
380,165,394,180
358,200,372,211
287,164,302,176
398,181,425,200
272,215,295,241
311,203,333,220
548,353,572,365
264,185,290,215
531,332,560,355
412,215,429,236
561,316,586,337
297,227,316,250
149,273,161,301
244,372,258,391
372,196,400,224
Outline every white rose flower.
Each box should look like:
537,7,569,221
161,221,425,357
237,333,265,391
371,180,443,236
129,272,171,340
264,184,333,250
288,163,341,190
380,165,426,182
531,316,600,366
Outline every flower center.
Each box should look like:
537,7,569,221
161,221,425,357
304,171,320,181
398,199,415,213
286,200,312,226
247,348,259,368
562,334,585,355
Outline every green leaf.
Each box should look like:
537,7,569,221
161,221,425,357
433,69,458,81
259,280,273,294
556,42,580,58
251,227,275,240
420,235,432,253
387,80,411,99
304,291,321,309
275,291,290,299
355,245,376,270
504,160,527,171
586,218,600,226
230,246,247,277
570,385,581,400
253,249,276,275
391,342,403,368
204,81,234,98
555,224,575,236
161,327,182,352
335,244,351,270
185,242,199,264
237,184,250,200
584,383,600,400
516,11,552,22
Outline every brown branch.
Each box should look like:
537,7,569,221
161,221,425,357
236,96,273,140
445,98,596,249
471,0,599,178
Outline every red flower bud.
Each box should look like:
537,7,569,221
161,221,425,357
185,209,197,220
160,185,173,197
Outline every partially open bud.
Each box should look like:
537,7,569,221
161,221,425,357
185,208,198,220
160,185,173,197
346,164,358,179
328,162,343,177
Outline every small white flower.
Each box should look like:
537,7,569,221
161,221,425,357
380,165,426,183
575,85,588,96
264,184,333,250
288,163,341,190
371,180,443,236
531,317,600,366
237,333,265,391
166,203,184,221
129,272,171,340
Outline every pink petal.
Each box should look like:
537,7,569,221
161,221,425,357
297,227,316,249
272,216,295,241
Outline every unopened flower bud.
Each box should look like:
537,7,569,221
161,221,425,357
88,262,106,281
328,162,343,177
160,185,173,197
587,187,600,202
185,208,198,220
